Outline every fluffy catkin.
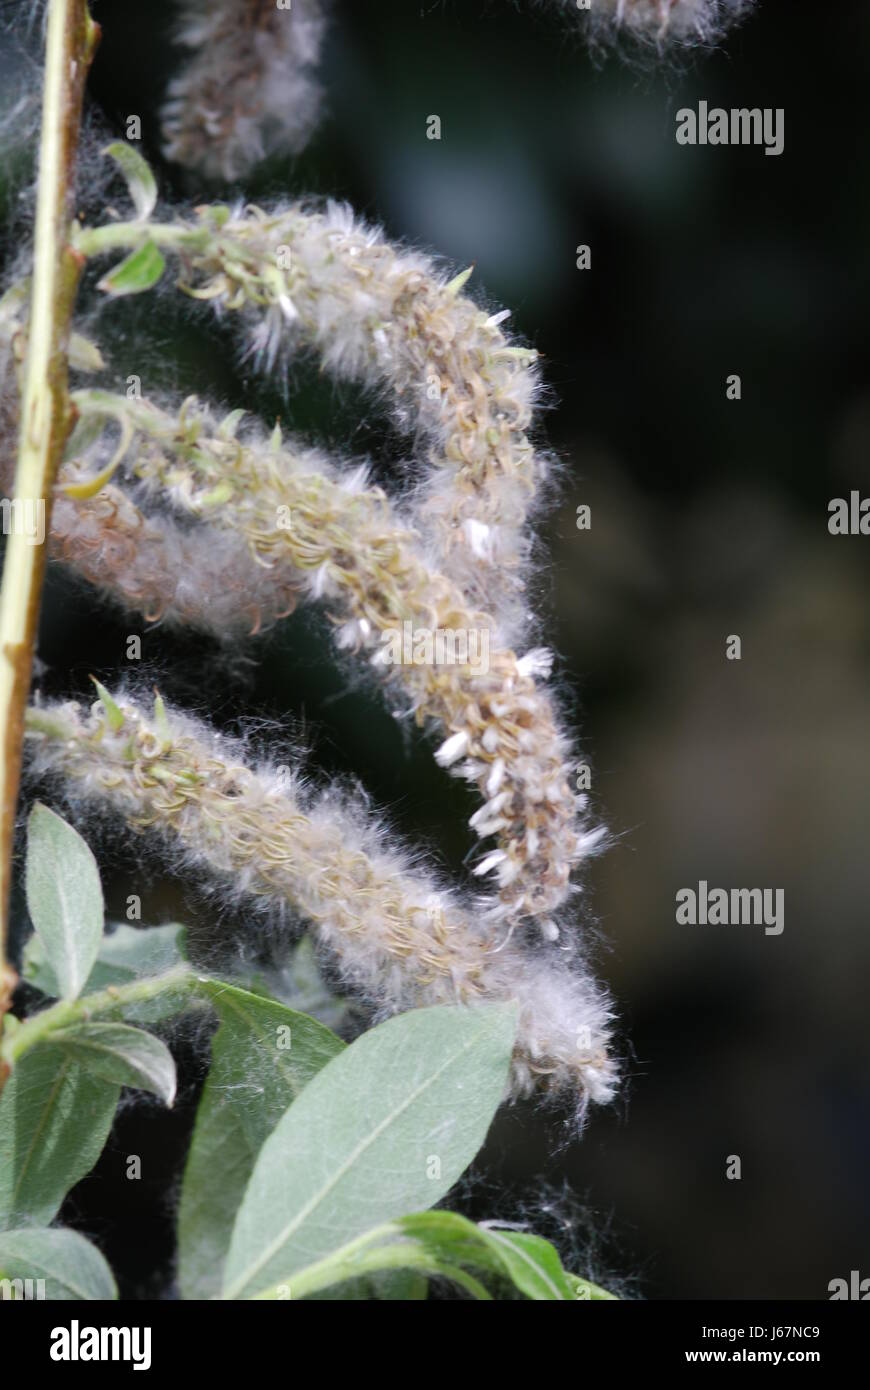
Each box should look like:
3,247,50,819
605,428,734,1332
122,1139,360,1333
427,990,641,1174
3,266,597,931
24,693,617,1107
563,0,753,46
0,290,301,636
51,484,301,637
80,200,547,636
157,0,751,186
161,0,328,181
63,388,602,931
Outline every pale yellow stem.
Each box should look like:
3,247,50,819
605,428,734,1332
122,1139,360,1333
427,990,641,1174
0,0,98,1074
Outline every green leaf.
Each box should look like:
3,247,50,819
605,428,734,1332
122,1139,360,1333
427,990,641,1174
20,938,66,997
102,141,158,220
223,1001,517,1299
217,408,246,440
264,1210,615,1302
197,203,231,229
279,1211,492,1300
474,1226,577,1299
97,240,166,297
566,1270,619,1301
0,1228,117,1300
0,1046,119,1229
46,1023,176,1105
389,1216,616,1301
177,982,344,1300
25,803,104,1002
91,678,124,730
152,691,171,744
23,923,187,1014
69,331,105,372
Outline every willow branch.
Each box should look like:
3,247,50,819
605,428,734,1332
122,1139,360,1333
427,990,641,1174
0,0,99,1076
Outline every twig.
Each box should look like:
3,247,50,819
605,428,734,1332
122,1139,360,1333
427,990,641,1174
0,964,195,1071
0,0,98,1082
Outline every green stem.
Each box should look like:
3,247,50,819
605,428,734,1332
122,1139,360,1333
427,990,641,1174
71,221,208,259
0,964,195,1070
70,388,179,443
0,0,98,1082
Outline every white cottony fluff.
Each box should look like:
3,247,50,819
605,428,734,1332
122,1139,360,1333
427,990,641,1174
124,200,547,637
474,850,508,879
516,648,554,680
24,693,618,1108
435,731,470,767
560,0,753,46
50,486,301,637
161,0,328,180
2,373,607,936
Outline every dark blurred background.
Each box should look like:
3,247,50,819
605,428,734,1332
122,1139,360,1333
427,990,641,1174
3,0,870,1299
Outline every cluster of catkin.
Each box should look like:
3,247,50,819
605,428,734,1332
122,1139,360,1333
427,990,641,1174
65,389,606,930
157,0,755,183
10,0,756,1107
2,248,600,935
11,197,601,946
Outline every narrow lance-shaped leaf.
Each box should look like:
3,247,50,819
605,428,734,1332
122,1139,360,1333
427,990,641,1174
261,1210,617,1302
475,1225,594,1300
97,240,166,297
102,141,158,220
46,1023,177,1106
399,1214,579,1300
0,1227,118,1300
0,1046,119,1230
177,981,344,1300
223,1002,518,1299
91,679,124,731
25,803,104,1002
